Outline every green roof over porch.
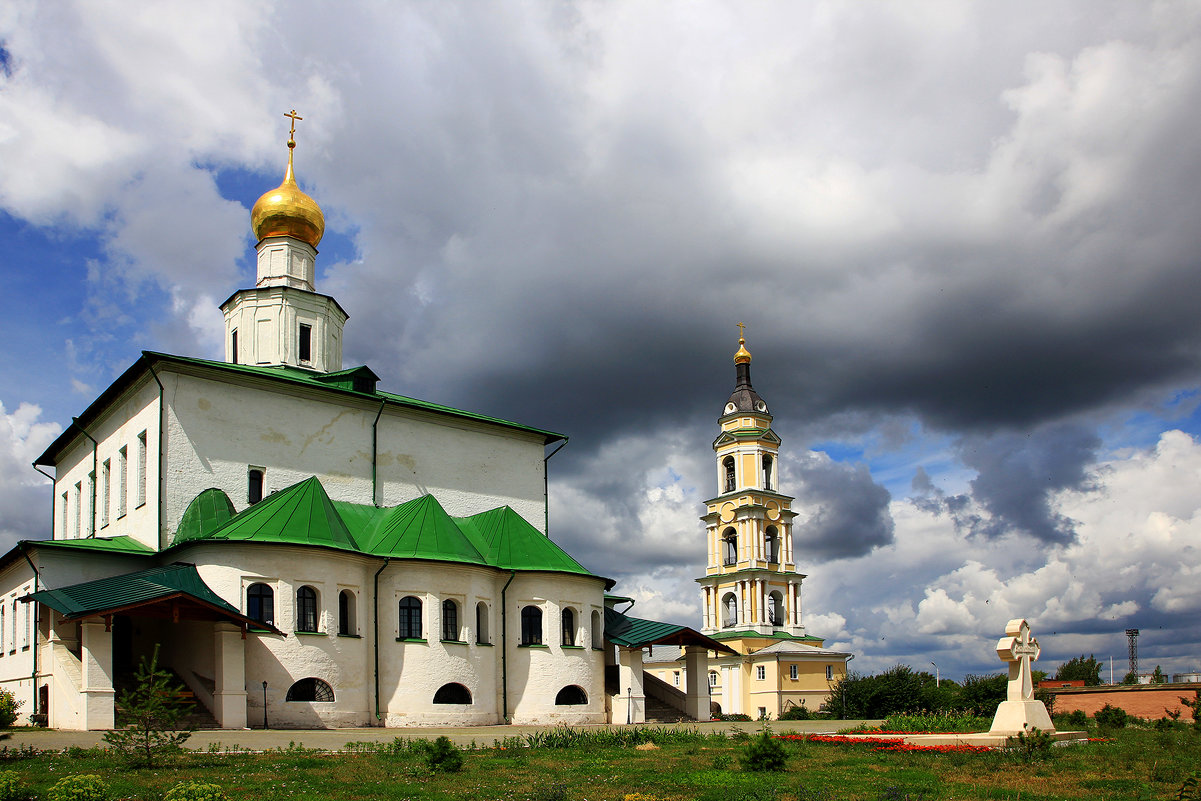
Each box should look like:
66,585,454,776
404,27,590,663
604,607,736,654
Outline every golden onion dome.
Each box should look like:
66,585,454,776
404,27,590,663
250,137,325,248
734,334,752,365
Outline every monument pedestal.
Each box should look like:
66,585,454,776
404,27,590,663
989,699,1054,735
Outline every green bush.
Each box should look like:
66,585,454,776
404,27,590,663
424,735,463,773
47,774,110,801
739,731,787,772
779,704,813,721
1053,709,1088,729
0,769,26,801
0,690,23,728
164,782,229,801
1094,703,1129,730
714,713,752,721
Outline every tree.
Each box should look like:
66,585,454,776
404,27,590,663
1054,655,1102,686
956,673,1008,716
102,645,194,767
1152,665,1167,684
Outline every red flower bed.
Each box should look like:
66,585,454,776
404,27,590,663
774,734,992,753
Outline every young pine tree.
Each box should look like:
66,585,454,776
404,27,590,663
103,645,194,767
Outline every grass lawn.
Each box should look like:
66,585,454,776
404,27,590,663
1,724,1197,800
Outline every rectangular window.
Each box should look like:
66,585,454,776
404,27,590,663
73,482,81,538
709,671,718,688
118,445,128,517
231,329,238,364
9,601,15,653
22,601,29,648
136,431,147,508
298,323,312,363
101,460,111,527
86,472,95,537
60,492,68,539
826,665,833,681
756,665,766,681
673,671,680,686
790,664,798,680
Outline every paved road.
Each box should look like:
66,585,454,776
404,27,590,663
2,719,877,752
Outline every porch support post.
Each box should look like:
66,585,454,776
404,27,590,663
213,622,248,729
615,646,645,724
683,645,711,721
79,619,114,730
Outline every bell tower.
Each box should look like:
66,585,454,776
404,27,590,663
697,326,805,638
221,110,347,373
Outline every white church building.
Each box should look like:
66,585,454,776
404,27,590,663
0,119,727,730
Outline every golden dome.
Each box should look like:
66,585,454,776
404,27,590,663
250,138,324,248
734,323,752,364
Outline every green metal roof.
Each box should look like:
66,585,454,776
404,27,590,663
604,607,736,654
37,351,564,466
364,495,487,564
711,629,823,642
453,506,593,576
22,563,279,633
174,488,237,543
171,478,606,582
29,536,155,555
178,477,359,552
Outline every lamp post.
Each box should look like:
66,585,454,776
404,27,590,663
930,661,939,688
262,681,269,729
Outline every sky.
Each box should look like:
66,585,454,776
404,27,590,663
2,1,1201,684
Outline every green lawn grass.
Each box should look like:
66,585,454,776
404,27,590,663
1,724,1198,800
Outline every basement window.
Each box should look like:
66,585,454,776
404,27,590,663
286,677,334,702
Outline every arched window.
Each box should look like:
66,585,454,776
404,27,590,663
248,468,264,505
286,677,334,702
338,590,356,636
723,456,736,493
591,609,603,649
433,682,473,704
555,685,588,705
722,529,737,566
768,590,784,627
399,596,423,640
763,455,773,491
476,601,489,644
521,605,543,645
296,586,319,632
442,599,460,642
765,526,780,563
561,607,576,646
247,583,274,626
722,592,737,628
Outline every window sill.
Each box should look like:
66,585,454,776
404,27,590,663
396,638,427,644
337,633,361,639
562,645,584,650
518,643,548,649
21,646,29,652
135,501,146,510
295,630,325,637
475,642,493,647
440,639,466,645
592,647,605,651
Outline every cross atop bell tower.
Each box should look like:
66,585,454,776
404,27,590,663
697,327,805,639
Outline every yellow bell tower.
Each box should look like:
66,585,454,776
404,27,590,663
697,325,807,643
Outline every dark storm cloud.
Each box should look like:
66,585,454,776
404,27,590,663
912,423,1101,545
788,452,894,561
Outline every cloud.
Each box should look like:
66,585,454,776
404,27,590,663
789,451,894,561
0,402,61,550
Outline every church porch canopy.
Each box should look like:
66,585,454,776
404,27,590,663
604,607,736,654
21,563,281,634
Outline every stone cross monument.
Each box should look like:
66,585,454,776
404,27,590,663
988,618,1055,734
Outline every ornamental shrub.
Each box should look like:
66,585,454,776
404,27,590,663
1094,703,1129,730
0,689,23,728
47,774,111,801
424,735,463,773
0,770,26,801
164,782,229,801
779,703,813,721
102,645,194,767
739,730,787,772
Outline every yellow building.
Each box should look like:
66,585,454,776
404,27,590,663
646,329,851,719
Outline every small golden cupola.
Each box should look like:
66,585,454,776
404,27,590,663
250,110,325,248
